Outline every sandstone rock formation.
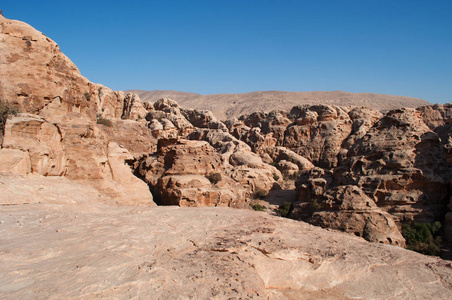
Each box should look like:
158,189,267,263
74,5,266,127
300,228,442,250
135,138,247,207
0,15,156,206
1,200,452,299
2,13,452,262
292,184,406,246
230,104,452,249
0,15,148,122
0,112,156,206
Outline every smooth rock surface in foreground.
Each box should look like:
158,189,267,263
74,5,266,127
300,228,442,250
1,203,452,299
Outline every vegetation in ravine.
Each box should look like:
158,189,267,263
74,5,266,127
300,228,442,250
278,201,292,218
402,221,443,256
251,204,265,211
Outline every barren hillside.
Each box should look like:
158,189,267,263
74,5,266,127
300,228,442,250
128,89,431,120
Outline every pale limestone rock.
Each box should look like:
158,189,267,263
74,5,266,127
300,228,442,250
0,174,108,205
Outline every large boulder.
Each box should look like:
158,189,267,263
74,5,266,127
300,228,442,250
134,138,247,207
292,185,405,246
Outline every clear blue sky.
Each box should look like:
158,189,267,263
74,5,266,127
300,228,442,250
2,0,452,103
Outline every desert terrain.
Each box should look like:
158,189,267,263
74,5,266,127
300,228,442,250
1,14,452,299
129,89,430,120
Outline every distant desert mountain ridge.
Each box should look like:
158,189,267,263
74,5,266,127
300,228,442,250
127,89,431,120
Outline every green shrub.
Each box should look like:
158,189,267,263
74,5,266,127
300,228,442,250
207,172,222,185
278,201,292,217
310,199,323,210
96,116,113,127
251,204,265,211
254,189,267,199
272,173,280,181
402,221,443,256
1,101,19,132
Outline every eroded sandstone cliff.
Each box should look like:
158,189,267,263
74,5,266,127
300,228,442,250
1,15,452,298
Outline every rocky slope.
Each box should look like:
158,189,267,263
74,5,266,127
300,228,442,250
1,14,452,298
1,197,452,299
129,89,431,120
0,14,156,206
231,104,452,250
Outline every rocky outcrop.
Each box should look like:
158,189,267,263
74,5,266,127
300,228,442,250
283,105,353,168
121,93,148,120
146,98,194,137
0,113,156,206
182,108,228,131
0,15,156,206
232,104,452,250
1,114,66,176
0,15,147,122
345,108,449,223
1,202,452,299
186,128,281,195
134,138,247,207
291,185,405,246
132,100,282,205
288,107,452,248
2,14,452,256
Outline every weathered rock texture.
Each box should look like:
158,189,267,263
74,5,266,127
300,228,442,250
0,113,156,206
2,14,452,256
1,200,452,299
124,97,283,208
230,104,452,249
0,15,156,206
0,15,147,121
